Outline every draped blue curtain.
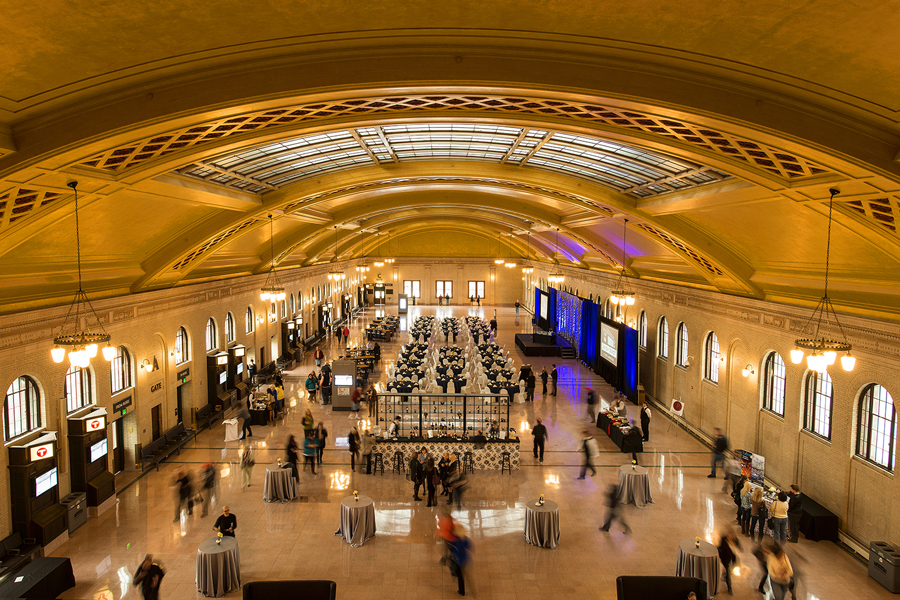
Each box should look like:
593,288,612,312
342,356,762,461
555,290,583,352
621,326,639,403
548,287,558,331
580,299,598,367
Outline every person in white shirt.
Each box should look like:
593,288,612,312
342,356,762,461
640,402,651,441
388,416,401,437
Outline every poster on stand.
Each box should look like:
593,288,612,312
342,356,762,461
735,449,765,484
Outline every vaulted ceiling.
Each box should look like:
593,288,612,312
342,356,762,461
1,1,900,319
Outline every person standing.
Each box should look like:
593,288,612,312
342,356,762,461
302,408,315,438
213,505,237,537
237,405,252,440
287,435,300,480
766,544,794,600
240,445,255,488
425,458,438,507
320,368,333,406
577,430,598,478
303,435,318,475
199,462,216,518
748,486,766,542
717,527,742,595
787,484,804,543
409,452,424,501
532,417,548,462
708,427,728,478
585,387,597,423
640,402,651,441
599,483,630,534
771,491,790,546
361,429,375,474
315,423,328,465
351,386,362,415
525,370,536,402
438,294,443,306
305,372,318,403
367,385,379,418
739,480,753,535
336,326,343,346
540,366,549,396
514,299,520,316
342,325,350,343
348,427,360,472
550,364,558,396
132,554,165,600
314,346,325,367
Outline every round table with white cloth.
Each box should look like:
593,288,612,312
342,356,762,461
524,498,560,549
616,464,654,508
335,495,376,547
263,462,298,503
196,536,241,597
675,538,719,596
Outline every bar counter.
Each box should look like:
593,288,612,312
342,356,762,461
372,437,520,471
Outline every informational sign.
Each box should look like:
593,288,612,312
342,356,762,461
670,398,685,416
176,368,190,380
90,439,109,463
30,443,54,462
86,416,106,431
219,371,227,385
539,293,549,321
335,375,354,386
113,396,132,413
600,322,618,366
735,449,765,484
34,467,58,496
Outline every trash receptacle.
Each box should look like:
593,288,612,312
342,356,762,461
869,541,900,592
61,492,87,534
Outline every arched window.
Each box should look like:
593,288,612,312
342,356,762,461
246,307,254,333
175,327,190,364
269,302,276,323
298,292,303,309
280,300,286,319
675,323,689,367
5,376,41,441
604,299,612,319
857,384,897,471
804,371,833,440
638,311,647,348
110,346,132,394
290,293,295,314
65,365,92,414
206,318,217,353
704,332,719,383
658,317,669,359
225,312,235,343
762,352,786,416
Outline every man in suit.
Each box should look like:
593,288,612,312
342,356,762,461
550,364,558,396
788,484,804,543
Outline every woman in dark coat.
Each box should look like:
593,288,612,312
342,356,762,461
425,458,438,506
348,427,360,472
286,435,300,480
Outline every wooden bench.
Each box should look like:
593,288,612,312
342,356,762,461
195,404,219,434
140,423,195,471
0,532,42,583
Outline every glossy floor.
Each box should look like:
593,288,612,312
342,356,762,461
55,305,887,599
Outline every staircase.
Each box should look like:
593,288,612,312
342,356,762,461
560,346,576,359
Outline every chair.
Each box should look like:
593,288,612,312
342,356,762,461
393,451,405,474
447,381,456,394
463,451,474,474
615,577,707,600
373,453,384,475
243,580,337,600
501,451,511,474
514,381,526,404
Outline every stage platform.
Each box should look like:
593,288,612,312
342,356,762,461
514,334,575,357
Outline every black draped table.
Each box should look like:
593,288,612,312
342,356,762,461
597,413,644,454
675,539,719,596
264,462,298,503
0,557,75,599
617,464,654,508
799,496,839,542
335,495,376,547
196,536,241,597
524,499,560,548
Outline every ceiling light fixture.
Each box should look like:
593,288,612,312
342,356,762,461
548,228,565,284
373,232,385,268
356,231,370,273
385,232,395,265
50,181,116,367
522,232,534,274
495,233,505,265
790,188,855,373
610,218,636,306
260,215,286,301
327,226,346,281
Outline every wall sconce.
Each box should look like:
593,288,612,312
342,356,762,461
684,356,693,368
742,364,755,378
141,357,158,373
257,316,265,324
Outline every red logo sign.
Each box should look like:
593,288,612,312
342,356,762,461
36,447,47,458
90,421,99,429
672,401,683,411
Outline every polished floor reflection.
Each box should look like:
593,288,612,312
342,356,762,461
55,305,887,599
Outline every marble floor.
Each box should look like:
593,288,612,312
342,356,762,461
53,305,888,599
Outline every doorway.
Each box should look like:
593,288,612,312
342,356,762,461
258,346,266,371
113,418,125,474
176,385,184,425
151,404,162,441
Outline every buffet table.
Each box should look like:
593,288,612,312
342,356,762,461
372,438,520,471
597,412,643,454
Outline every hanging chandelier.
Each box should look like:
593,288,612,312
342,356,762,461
522,232,534,274
384,232,395,264
260,214,286,301
503,233,517,268
790,188,855,373
494,233,505,265
610,218,636,306
327,226,346,281
548,228,565,284
356,231,371,273
51,181,116,367
373,233,385,268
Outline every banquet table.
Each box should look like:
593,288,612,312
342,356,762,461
196,536,241,597
597,412,644,454
489,383,519,398
675,539,719,596
798,496,840,542
249,408,269,427
437,365,465,376
524,499,560,549
436,377,467,393
335,495,376,547
487,369,516,381
616,464,654,508
263,462,298,503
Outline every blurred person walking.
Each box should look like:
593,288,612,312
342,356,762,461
708,427,728,478
717,526,742,595
532,417,548,463
766,544,793,600
577,430,598,478
240,445,255,488
132,554,165,600
348,426,360,472
316,422,328,465
599,483,631,534
199,462,216,518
